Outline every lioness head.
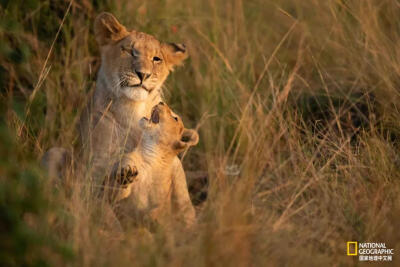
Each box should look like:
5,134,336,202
140,102,199,154
94,12,188,101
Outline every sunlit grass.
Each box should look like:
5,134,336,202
1,0,400,266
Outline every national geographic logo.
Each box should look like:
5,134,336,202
347,242,394,262
347,242,357,256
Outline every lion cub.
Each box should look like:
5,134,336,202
108,102,198,227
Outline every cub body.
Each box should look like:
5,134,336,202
111,103,198,226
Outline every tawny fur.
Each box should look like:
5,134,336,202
79,12,188,182
109,103,198,227
42,12,193,227
77,13,195,226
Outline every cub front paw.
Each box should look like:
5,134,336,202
116,165,138,186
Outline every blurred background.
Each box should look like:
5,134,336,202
1,0,400,266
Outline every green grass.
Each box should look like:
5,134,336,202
1,0,400,266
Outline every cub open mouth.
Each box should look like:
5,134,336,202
150,108,160,124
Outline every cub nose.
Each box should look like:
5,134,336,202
135,70,150,82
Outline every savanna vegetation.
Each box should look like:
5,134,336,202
1,0,400,266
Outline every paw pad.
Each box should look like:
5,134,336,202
118,165,138,185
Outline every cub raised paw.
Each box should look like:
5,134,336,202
114,165,139,188
102,164,139,203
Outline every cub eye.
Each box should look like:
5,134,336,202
173,116,178,122
153,56,162,62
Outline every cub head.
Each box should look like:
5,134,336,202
94,12,188,101
140,102,199,154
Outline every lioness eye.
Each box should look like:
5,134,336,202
173,116,178,122
131,49,139,57
121,46,129,53
153,56,162,62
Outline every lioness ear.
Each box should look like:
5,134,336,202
173,129,199,152
94,12,129,46
161,42,189,70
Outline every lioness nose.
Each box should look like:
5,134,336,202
135,70,150,82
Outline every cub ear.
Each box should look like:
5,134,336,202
94,12,129,46
161,42,189,70
173,129,199,152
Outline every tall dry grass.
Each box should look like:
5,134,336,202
2,0,400,266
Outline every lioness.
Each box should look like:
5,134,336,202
106,102,198,226
43,12,195,227
79,12,189,185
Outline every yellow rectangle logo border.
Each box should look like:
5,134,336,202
347,241,358,256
